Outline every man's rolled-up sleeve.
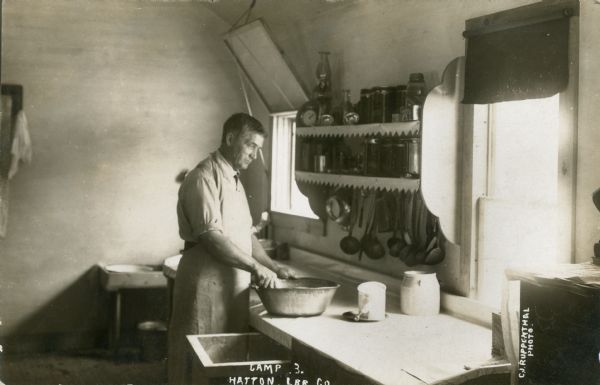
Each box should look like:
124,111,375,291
180,172,223,239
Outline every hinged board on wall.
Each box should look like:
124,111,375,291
224,19,308,113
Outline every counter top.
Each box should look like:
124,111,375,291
164,247,506,384
250,279,496,385
247,249,503,385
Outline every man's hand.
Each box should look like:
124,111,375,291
275,265,297,280
252,264,279,288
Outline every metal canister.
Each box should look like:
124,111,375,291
407,137,420,178
364,137,381,176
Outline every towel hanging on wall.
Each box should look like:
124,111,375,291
8,110,32,179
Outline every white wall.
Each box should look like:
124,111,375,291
0,0,248,340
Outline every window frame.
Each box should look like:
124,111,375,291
460,14,579,304
269,111,317,220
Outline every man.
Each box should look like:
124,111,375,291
168,113,295,385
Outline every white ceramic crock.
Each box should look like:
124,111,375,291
400,270,440,316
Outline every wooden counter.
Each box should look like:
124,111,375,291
250,279,498,384
166,247,509,384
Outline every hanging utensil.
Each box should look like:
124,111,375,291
398,190,413,262
414,192,429,265
403,190,420,266
388,190,406,257
364,192,385,260
340,189,362,255
358,191,375,261
425,217,445,265
326,187,352,228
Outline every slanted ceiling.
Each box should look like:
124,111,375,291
200,0,357,30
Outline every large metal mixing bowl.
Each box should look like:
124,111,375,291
254,277,340,317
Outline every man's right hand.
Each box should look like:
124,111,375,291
252,264,279,288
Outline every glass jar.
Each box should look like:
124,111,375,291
340,89,359,125
391,85,407,122
371,86,393,123
406,73,426,121
357,89,370,124
406,136,420,178
390,137,408,177
297,137,312,171
380,138,393,177
364,137,381,176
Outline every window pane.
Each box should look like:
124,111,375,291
491,95,559,202
270,113,316,219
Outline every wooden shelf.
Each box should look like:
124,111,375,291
295,171,420,192
296,121,420,138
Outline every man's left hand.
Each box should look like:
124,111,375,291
275,266,297,280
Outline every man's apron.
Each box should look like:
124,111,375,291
167,174,253,385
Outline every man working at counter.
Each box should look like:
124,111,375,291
168,113,296,385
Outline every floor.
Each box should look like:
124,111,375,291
0,349,167,385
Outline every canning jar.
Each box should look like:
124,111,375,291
391,85,407,122
363,137,381,176
370,87,389,123
407,137,420,178
390,137,408,177
358,88,372,124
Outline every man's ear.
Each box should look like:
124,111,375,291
225,132,235,146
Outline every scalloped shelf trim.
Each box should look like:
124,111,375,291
295,171,420,192
296,121,421,138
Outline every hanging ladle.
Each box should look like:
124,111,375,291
358,190,375,261
425,216,445,265
340,189,362,255
388,190,406,257
363,192,386,260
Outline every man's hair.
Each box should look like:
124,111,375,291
221,113,267,144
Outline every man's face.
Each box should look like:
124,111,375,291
228,127,264,170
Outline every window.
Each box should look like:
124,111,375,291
461,0,578,310
473,94,572,308
270,111,317,219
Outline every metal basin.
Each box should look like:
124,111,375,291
98,263,166,291
254,277,340,317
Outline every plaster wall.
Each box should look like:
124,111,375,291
0,0,250,339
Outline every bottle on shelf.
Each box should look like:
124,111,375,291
363,136,382,176
313,52,334,126
406,73,427,121
358,88,372,124
406,131,421,178
340,89,359,125
391,85,408,122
